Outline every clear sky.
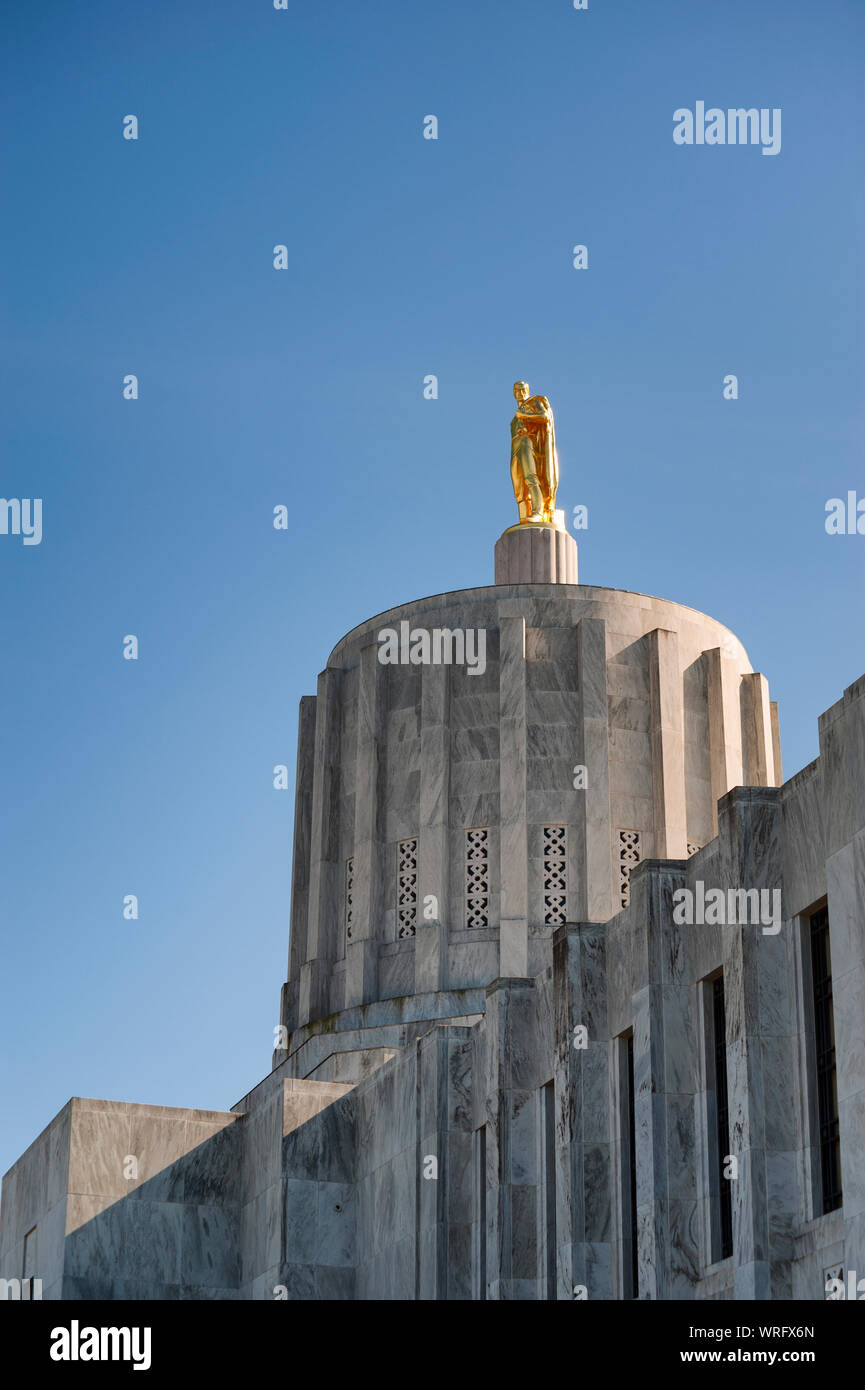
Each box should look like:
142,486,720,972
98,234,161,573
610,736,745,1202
1,0,863,1180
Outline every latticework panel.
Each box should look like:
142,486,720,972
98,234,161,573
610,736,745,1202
618,829,641,909
466,828,490,928
397,837,418,938
543,825,567,926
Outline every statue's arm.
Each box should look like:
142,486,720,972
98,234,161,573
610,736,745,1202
517,396,552,420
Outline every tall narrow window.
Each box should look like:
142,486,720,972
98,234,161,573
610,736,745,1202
22,1226,36,1301
620,1032,638,1298
542,825,567,925
466,828,490,927
397,837,418,938
810,906,842,1213
540,1081,557,1298
711,975,734,1259
475,1125,487,1300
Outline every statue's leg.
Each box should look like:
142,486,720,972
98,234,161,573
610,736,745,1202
522,463,543,518
511,450,531,522
525,472,543,518
510,451,524,505
513,437,543,519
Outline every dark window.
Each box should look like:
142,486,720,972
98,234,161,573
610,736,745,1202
541,1081,556,1298
810,907,842,1213
476,1126,487,1298
712,976,734,1259
22,1227,37,1301
625,1033,638,1298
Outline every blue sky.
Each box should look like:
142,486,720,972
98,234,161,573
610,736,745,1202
1,0,863,1180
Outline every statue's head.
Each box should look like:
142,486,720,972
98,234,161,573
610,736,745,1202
513,381,529,403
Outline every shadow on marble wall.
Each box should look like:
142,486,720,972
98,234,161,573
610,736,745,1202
61,1122,242,1300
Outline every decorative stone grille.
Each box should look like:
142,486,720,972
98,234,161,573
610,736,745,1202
618,829,641,909
345,857,354,941
397,837,418,938
543,825,567,926
466,828,490,927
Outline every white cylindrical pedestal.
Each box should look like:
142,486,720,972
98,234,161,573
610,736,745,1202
494,522,578,584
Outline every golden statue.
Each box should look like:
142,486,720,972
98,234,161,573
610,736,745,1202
509,381,559,524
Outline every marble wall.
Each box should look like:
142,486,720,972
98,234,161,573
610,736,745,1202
268,669,861,1300
0,1099,241,1299
278,582,777,1082
2,660,863,1306
3,614,861,1303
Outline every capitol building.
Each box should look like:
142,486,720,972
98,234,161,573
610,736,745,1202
2,389,863,1301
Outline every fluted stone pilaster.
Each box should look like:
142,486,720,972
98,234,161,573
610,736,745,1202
706,646,745,836
345,641,385,1008
300,667,342,1026
416,662,450,993
284,695,317,1036
741,672,776,788
499,615,528,976
648,628,687,860
577,617,614,923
